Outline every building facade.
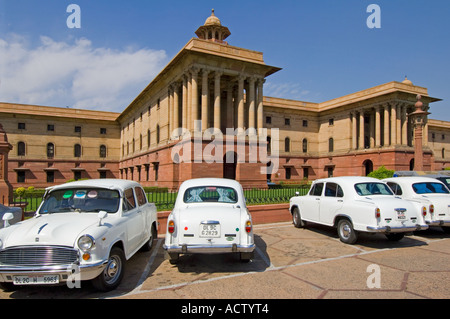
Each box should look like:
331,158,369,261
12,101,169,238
1,10,449,190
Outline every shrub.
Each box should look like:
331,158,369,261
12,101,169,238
368,165,394,179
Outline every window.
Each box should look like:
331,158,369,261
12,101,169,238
267,136,271,153
328,138,334,152
386,182,402,195
183,186,238,203
74,171,81,181
100,128,107,135
310,183,324,196
284,118,290,126
354,183,393,196
285,167,291,180
123,188,136,211
156,125,160,144
302,138,308,153
325,183,344,197
17,142,26,156
74,126,81,133
47,143,55,158
100,145,107,158
74,144,82,157
46,171,55,183
329,118,334,126
17,171,25,183
303,167,309,179
265,116,272,124
147,130,151,148
47,124,55,131
135,187,147,206
18,123,26,130
284,137,290,152
412,182,449,194
154,163,159,181
302,120,308,127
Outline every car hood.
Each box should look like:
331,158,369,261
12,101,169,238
1,213,99,248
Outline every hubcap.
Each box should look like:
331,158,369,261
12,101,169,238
104,255,121,284
341,224,351,239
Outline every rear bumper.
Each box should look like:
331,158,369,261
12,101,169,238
163,243,255,254
366,224,428,233
426,219,450,227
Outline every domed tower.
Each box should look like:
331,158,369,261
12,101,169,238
195,9,231,44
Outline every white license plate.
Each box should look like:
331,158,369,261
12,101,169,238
199,224,220,238
13,275,59,285
397,211,406,220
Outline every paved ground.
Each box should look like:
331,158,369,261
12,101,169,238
1,221,450,300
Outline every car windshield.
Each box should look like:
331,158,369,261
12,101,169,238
183,186,238,204
39,188,120,214
354,183,393,196
412,182,450,194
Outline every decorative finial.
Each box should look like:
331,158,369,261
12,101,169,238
415,94,423,111
211,8,215,16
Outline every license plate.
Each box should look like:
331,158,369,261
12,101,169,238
396,211,406,220
13,275,59,285
199,224,220,238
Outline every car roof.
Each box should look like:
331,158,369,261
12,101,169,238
46,179,142,193
312,176,382,185
179,178,242,189
384,176,446,184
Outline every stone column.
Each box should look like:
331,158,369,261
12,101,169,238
226,82,234,129
351,111,357,150
0,123,13,205
173,82,180,137
359,110,365,149
390,103,397,146
383,104,390,146
187,72,192,131
401,104,408,145
191,67,200,132
201,69,210,131
248,77,256,134
369,111,375,148
182,75,188,130
214,71,222,131
375,106,381,147
237,75,245,133
257,78,265,132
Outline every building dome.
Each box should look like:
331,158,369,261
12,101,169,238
204,9,221,26
402,76,413,85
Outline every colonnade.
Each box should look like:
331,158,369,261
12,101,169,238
350,102,428,150
167,65,266,138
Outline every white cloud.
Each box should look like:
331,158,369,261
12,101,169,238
0,34,168,112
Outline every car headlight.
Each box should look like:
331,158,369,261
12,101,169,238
77,235,95,251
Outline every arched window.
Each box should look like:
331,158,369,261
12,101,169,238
17,142,26,156
328,138,334,152
74,144,81,157
100,145,107,158
302,138,308,153
47,143,55,158
284,137,290,152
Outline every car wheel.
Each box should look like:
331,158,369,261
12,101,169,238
141,224,157,252
92,247,125,292
337,219,357,244
385,233,405,241
167,252,179,265
292,207,305,228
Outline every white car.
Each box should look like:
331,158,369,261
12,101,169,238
0,179,157,291
384,176,450,232
289,176,428,244
163,178,255,264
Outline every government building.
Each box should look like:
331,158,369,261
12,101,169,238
1,10,450,190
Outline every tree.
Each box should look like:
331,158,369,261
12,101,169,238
368,165,394,179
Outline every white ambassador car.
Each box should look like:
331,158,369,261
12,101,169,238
163,178,255,264
289,176,428,244
384,176,450,232
0,179,157,291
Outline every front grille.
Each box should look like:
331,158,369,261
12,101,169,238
0,246,79,267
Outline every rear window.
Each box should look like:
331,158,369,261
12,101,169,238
412,182,449,194
354,183,393,196
183,186,238,204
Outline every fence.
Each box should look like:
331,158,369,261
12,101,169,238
10,185,310,213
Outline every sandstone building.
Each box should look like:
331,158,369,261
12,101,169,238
1,10,449,190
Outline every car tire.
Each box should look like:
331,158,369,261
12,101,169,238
167,252,179,265
141,224,157,252
385,233,405,241
92,247,125,292
337,219,358,244
292,207,306,228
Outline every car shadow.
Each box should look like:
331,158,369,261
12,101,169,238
173,234,270,274
301,222,430,249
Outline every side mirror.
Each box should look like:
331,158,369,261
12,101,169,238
98,211,108,226
3,213,14,228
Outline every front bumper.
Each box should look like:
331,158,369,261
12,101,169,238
163,243,255,254
0,259,108,284
366,224,428,233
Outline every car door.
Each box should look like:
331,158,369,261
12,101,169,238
301,182,323,222
123,188,145,254
320,182,344,225
134,186,151,242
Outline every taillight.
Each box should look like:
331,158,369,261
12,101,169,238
429,205,434,214
375,208,381,218
168,220,175,233
245,220,252,233
422,207,427,217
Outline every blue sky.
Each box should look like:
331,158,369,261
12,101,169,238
1,0,449,120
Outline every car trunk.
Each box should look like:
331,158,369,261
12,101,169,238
177,204,243,247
